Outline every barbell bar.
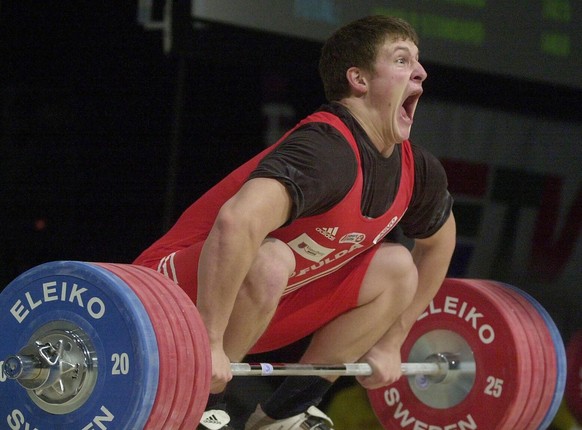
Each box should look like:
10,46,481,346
3,354,472,382
229,358,476,377
0,261,568,430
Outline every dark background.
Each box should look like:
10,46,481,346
2,2,581,289
2,2,581,428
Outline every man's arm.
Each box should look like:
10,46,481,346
357,212,456,389
197,177,293,391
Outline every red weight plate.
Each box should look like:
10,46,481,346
467,280,534,429
158,275,211,430
133,267,196,429
97,264,178,429
565,330,582,424
184,313,211,429
487,282,548,429
129,265,209,429
500,283,567,429
476,282,537,429
159,273,211,430
105,264,199,429
368,278,532,430
497,283,558,429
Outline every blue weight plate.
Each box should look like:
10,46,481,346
500,283,567,430
0,261,159,429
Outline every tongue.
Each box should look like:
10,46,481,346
400,105,410,120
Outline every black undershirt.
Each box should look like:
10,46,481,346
249,103,453,239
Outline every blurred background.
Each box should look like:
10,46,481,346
2,1,581,427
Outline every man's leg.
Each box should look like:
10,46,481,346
302,242,418,366
223,237,297,362
162,237,296,362
246,242,418,429
161,238,296,430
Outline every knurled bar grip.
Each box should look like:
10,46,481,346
229,362,476,377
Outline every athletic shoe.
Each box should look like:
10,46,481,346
244,404,334,430
198,409,235,430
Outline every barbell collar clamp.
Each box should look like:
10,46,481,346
1,321,99,416
3,354,42,381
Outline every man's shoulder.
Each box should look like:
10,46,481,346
410,143,444,167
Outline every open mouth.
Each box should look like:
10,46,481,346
400,91,422,122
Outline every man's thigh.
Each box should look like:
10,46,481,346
249,246,381,354
142,241,205,304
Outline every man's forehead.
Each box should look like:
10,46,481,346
380,37,419,56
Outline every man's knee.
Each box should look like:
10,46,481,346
359,243,418,306
239,238,296,310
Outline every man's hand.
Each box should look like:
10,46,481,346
209,345,233,394
356,347,402,389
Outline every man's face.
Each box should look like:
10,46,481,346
364,38,427,144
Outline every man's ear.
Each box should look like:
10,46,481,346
345,67,367,95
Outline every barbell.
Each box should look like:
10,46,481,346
0,261,568,429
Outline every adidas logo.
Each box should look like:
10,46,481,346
316,227,338,240
200,409,230,429
202,415,222,424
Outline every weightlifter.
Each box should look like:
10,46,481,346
134,15,456,430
